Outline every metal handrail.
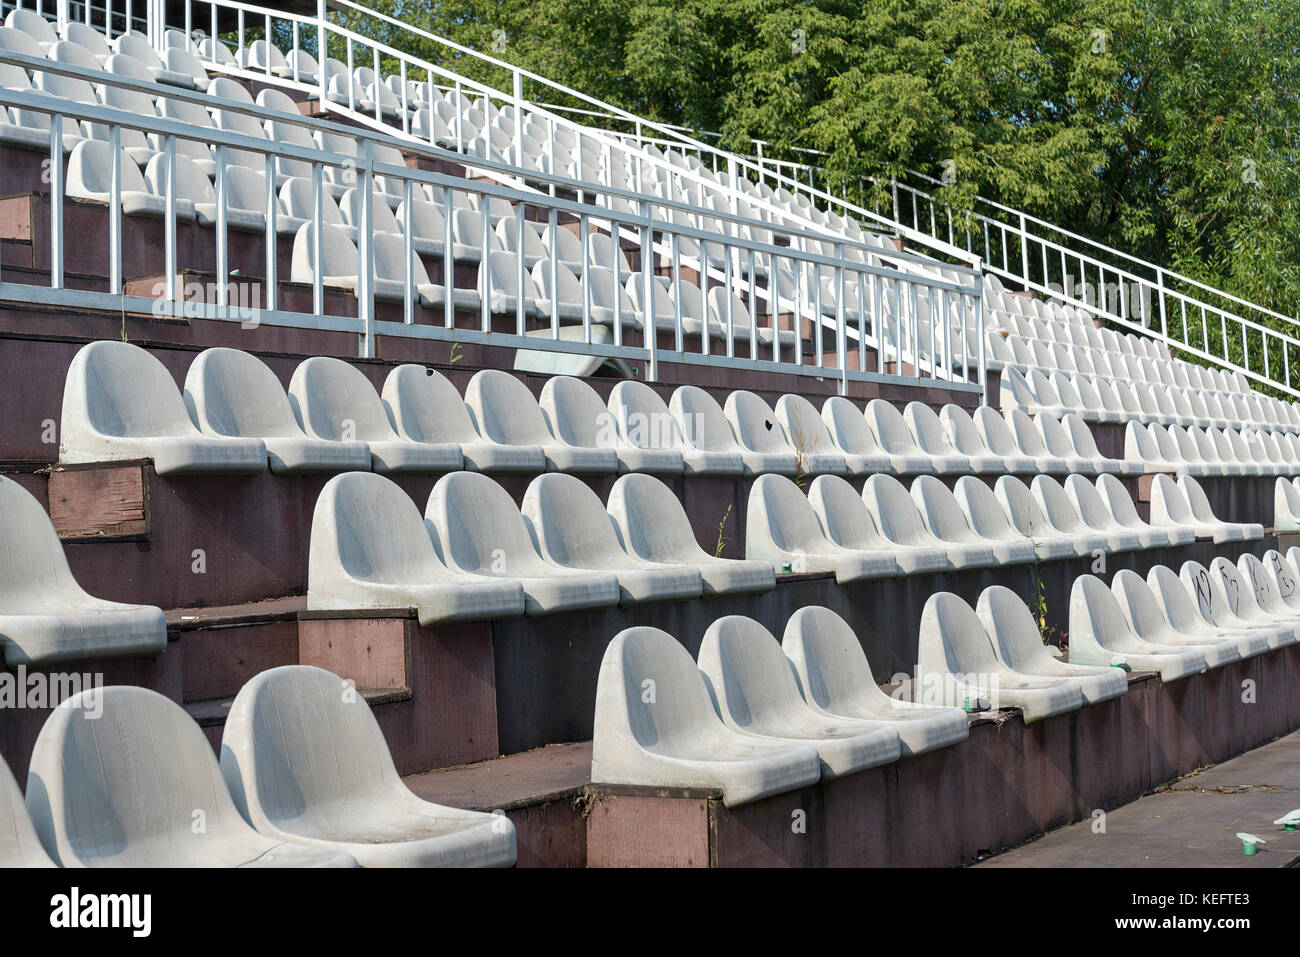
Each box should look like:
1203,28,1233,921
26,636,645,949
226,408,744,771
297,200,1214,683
0,50,984,396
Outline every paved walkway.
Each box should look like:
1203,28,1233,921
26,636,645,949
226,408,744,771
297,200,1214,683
976,729,1300,868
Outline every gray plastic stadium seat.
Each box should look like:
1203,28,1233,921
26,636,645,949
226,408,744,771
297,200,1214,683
0,753,54,867
60,340,267,473
539,376,679,475
67,139,197,220
1060,474,1145,551
698,616,901,777
727,392,843,477
466,369,615,474
1067,575,1207,681
975,585,1127,704
951,475,1068,561
521,473,702,603
910,475,1029,565
716,390,802,476
1258,550,1300,614
25,685,358,867
902,402,973,474
1145,564,1277,657
782,606,969,756
609,380,741,476
1148,474,1260,543
974,405,1050,474
775,394,876,475
0,475,165,667
382,364,543,474
591,626,821,806
307,472,524,624
607,473,775,597
221,665,517,867
426,471,620,615
1006,409,1070,474
935,404,1008,473
289,357,461,473
994,475,1093,558
1109,569,1249,667
809,474,950,573
1224,554,1300,638
1098,474,1189,547
185,348,371,474
918,592,1084,721
819,396,897,474
746,475,899,581
1029,475,1115,554
1200,559,1300,648
862,474,989,570
669,385,767,474
864,399,939,475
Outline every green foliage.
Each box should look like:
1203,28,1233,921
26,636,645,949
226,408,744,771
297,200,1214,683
335,0,1300,372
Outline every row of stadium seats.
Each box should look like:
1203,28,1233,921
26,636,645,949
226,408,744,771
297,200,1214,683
60,341,1131,479
1126,421,1300,478
592,555,1300,806
1001,362,1296,433
0,664,516,867
310,470,772,621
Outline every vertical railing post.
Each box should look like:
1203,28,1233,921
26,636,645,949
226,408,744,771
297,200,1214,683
358,138,375,357
643,200,656,381
49,115,63,291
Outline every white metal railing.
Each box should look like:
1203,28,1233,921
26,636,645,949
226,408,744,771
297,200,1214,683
0,49,985,396
888,173,1300,398
158,0,984,273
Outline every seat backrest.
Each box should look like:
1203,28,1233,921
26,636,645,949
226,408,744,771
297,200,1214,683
975,584,1054,673
221,663,403,830
919,591,1000,675
608,380,683,451
596,627,725,752
539,375,615,449
904,401,958,456
381,364,478,445
311,472,441,586
426,471,546,576
910,474,976,540
669,385,740,452
464,368,555,446
861,474,936,546
25,685,261,866
974,405,1021,457
290,221,358,285
1145,564,1208,632
522,472,627,567
698,616,802,723
1148,473,1194,524
62,339,197,441
781,605,879,711
288,355,397,442
184,347,302,439
606,472,703,562
994,475,1055,537
821,396,883,456
865,398,922,455
0,474,88,604
725,391,793,455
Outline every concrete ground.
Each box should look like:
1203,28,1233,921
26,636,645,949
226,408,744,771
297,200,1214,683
976,729,1300,868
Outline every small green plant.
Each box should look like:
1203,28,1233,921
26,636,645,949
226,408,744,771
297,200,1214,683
1022,521,1060,646
713,504,733,558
